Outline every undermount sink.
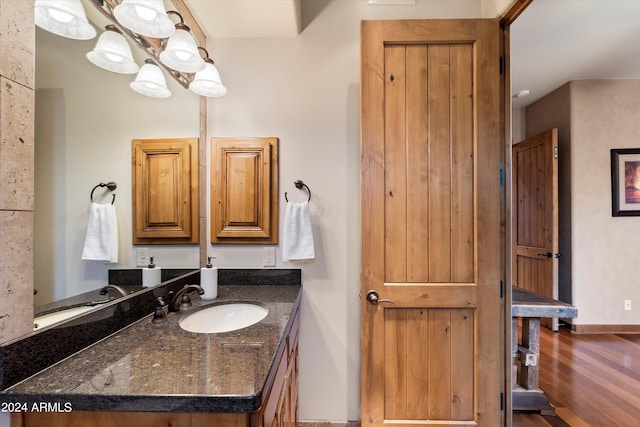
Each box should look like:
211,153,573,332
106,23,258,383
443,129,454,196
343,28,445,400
34,305,97,330
179,302,269,334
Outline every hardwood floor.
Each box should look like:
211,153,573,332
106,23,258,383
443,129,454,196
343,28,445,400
513,326,640,426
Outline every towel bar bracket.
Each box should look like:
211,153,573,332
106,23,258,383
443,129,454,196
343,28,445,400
91,182,117,204
285,180,311,203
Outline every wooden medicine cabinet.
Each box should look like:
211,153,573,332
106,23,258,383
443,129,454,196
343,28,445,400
211,137,279,244
132,138,199,245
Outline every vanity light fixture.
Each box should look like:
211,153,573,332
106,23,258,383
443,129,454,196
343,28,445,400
189,48,227,98
130,59,171,98
159,11,205,73
113,0,175,39
34,0,96,40
87,25,139,74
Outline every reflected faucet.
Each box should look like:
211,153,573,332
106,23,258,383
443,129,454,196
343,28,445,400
169,284,204,312
99,284,129,297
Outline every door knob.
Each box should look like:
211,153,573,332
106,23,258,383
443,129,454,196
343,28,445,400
537,252,560,258
366,290,394,305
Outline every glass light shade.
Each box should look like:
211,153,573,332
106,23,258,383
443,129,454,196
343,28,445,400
34,0,96,40
130,62,171,98
113,0,175,38
159,27,206,73
87,29,139,74
189,62,227,97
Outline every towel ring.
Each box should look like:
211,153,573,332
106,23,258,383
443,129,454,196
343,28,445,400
90,182,117,205
285,180,311,203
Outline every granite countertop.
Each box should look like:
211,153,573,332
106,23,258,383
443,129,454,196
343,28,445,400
3,284,302,413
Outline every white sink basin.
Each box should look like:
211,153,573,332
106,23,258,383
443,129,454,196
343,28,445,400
34,305,97,330
179,303,268,334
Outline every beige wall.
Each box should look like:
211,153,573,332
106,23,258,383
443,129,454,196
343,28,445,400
204,0,493,421
0,0,35,343
526,80,640,326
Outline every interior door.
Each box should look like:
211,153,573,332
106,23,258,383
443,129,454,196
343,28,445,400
512,129,559,330
361,19,503,427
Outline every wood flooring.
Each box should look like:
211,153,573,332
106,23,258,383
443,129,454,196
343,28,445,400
512,326,640,426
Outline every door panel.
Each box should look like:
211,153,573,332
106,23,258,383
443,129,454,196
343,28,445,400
383,308,475,420
512,129,559,329
361,19,503,427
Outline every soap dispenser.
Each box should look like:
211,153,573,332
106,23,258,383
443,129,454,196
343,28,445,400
200,256,218,300
142,256,161,287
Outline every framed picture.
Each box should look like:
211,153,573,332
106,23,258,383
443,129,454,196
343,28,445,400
611,148,640,216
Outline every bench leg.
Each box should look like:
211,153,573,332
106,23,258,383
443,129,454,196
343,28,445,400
518,317,540,390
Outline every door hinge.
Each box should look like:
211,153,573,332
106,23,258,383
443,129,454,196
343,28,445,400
500,280,504,299
554,146,559,160
501,392,505,411
499,168,504,187
499,56,504,75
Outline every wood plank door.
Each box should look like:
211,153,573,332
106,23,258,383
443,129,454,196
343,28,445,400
512,129,559,330
361,20,503,427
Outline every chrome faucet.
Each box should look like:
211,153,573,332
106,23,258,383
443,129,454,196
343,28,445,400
99,284,129,297
169,284,204,312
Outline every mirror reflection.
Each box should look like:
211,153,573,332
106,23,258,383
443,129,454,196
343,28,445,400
33,0,201,322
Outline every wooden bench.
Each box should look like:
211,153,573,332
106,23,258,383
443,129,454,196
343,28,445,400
512,287,578,415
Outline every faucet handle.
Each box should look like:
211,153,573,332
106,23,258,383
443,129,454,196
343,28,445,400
152,297,168,323
156,296,167,308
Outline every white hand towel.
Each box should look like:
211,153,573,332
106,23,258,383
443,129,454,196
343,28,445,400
81,202,118,263
282,201,315,262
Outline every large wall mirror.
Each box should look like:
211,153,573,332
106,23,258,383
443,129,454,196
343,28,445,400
34,0,201,314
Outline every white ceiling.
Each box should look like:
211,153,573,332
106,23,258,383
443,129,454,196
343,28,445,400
183,0,301,38
181,0,640,109
511,0,640,108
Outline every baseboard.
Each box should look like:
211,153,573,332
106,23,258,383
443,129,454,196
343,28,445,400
299,421,361,427
569,323,640,334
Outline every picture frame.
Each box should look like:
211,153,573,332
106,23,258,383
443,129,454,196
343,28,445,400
611,148,640,216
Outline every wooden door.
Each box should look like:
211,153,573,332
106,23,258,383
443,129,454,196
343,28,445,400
512,129,559,329
361,20,503,427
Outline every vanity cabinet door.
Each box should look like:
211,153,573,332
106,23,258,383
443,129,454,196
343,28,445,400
132,137,199,244
211,137,278,245
287,333,299,427
14,411,193,427
16,411,247,427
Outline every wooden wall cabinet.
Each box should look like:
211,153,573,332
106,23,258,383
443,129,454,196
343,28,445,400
132,138,199,245
211,137,278,245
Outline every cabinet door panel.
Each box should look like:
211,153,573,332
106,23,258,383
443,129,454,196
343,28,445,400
211,137,278,244
132,138,198,244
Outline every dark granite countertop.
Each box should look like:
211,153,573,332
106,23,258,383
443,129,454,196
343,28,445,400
3,283,302,413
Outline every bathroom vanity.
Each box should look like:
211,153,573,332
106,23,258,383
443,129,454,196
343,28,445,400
2,270,301,427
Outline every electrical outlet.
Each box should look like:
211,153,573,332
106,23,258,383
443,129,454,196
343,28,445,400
263,247,276,267
625,300,632,311
136,248,150,267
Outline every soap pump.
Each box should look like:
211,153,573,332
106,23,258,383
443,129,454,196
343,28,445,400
142,256,161,287
201,256,218,300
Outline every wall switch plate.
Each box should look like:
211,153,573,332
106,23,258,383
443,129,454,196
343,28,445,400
263,247,276,267
625,300,632,311
136,248,150,267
